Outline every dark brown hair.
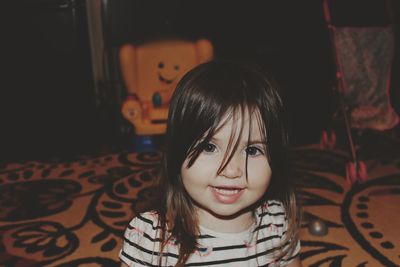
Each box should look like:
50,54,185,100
155,60,300,265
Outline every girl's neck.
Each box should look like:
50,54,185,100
197,209,256,233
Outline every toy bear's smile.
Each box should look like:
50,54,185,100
158,73,176,85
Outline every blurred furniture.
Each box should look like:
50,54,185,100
321,0,399,184
119,38,213,151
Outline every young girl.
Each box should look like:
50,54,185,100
120,61,302,266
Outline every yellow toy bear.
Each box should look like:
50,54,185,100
120,38,213,140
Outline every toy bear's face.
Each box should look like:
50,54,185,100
136,40,201,104
157,60,179,86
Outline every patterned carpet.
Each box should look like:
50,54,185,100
1,139,399,266
293,145,400,267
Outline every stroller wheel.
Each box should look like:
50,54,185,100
320,130,329,149
346,162,357,186
357,160,367,183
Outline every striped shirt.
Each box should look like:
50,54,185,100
119,200,300,266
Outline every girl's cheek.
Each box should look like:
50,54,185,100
196,152,220,163
249,159,272,176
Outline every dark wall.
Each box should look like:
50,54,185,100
3,0,97,160
3,0,399,160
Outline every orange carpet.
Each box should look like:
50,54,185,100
0,139,399,266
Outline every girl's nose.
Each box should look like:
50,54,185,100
220,157,243,179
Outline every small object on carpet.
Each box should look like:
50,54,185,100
308,219,328,236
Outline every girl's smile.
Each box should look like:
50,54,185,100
210,186,245,204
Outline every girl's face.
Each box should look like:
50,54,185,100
181,110,272,233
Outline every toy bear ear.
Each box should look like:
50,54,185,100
195,39,214,63
119,44,138,94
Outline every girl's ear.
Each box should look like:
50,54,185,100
195,39,214,63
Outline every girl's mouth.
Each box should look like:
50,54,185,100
210,186,244,204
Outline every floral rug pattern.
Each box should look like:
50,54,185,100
1,144,399,266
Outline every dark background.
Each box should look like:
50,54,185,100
2,0,400,161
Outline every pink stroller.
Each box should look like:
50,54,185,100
321,0,399,185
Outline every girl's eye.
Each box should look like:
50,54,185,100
245,146,263,156
202,143,217,153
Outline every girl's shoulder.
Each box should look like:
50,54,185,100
123,211,165,247
127,210,162,234
258,200,286,212
121,211,168,266
256,200,287,225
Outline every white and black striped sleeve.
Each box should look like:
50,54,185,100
119,214,163,266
